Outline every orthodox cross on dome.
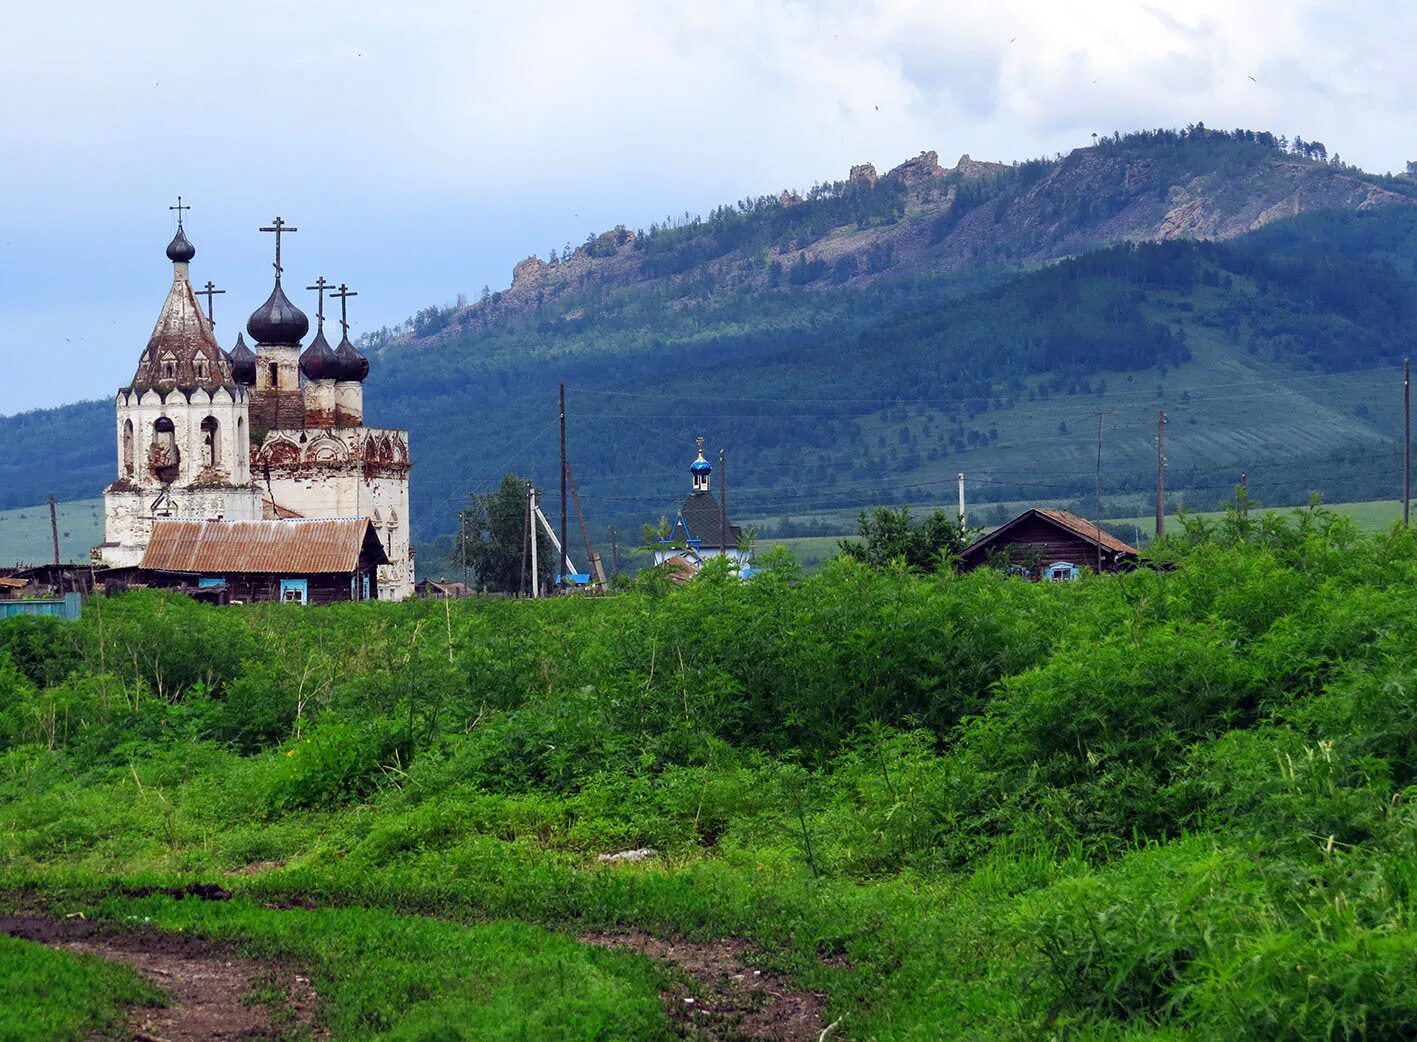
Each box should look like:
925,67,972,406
330,282,358,337
197,281,225,325
169,195,190,228
258,216,298,280
307,275,332,328
696,436,705,457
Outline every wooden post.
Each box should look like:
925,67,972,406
529,485,539,598
48,494,60,566
957,472,965,531
610,526,620,576
1155,410,1166,540
1094,413,1104,573
719,449,728,558
460,511,469,590
1405,358,1411,527
519,482,530,598
559,383,568,586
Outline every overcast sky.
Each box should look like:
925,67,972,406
2,0,1414,414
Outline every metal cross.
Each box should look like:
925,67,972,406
329,283,358,337
258,216,298,279
306,276,332,327
197,281,225,325
696,435,705,455
169,195,190,228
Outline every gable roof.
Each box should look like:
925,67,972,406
141,518,388,575
962,508,1139,560
670,492,742,549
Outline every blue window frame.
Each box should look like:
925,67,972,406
198,577,225,589
279,578,308,605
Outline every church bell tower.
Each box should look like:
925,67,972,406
94,202,263,567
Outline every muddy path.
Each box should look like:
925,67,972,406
583,930,833,1042
0,915,320,1042
4,896,834,1042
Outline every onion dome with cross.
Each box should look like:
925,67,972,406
330,282,369,382
246,216,309,345
689,437,712,493
299,276,340,380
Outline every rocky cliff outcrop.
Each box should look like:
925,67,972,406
413,139,1416,345
885,150,944,185
952,153,1008,178
511,256,550,288
849,163,878,187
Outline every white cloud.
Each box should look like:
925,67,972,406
2,0,1416,412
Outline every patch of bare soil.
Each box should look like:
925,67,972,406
0,915,321,1042
582,930,833,1042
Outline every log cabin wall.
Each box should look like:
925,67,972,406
959,515,1131,576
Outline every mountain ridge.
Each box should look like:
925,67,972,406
8,127,1417,569
379,127,1414,350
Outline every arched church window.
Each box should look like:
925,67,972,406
195,358,208,381
268,362,278,387
159,351,178,381
200,416,220,468
149,417,180,484
122,419,135,476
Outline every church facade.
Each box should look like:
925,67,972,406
94,211,414,600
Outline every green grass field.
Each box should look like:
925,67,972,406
0,499,103,568
0,933,160,1042
766,498,1411,566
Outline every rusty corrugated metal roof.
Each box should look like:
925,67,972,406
1033,509,1138,555
141,518,387,574
962,507,1139,560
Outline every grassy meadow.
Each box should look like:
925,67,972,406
4,505,1417,1038
0,499,103,568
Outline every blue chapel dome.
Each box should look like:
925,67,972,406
690,457,712,475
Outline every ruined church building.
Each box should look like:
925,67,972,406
93,206,413,601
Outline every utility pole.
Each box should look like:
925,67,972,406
529,485,540,598
1239,471,1249,519
610,526,621,576
559,383,568,587
459,511,469,590
1155,410,1167,540
48,494,60,566
519,483,530,598
957,472,966,531
719,449,728,558
1405,357,1411,527
1094,413,1104,573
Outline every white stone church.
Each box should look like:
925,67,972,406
93,211,413,600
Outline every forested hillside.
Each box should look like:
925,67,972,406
6,510,1417,1039
7,127,1417,561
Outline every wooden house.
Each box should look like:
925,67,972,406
137,517,388,604
957,508,1138,580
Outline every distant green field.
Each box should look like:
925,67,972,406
767,498,1410,568
0,498,104,567
4,494,1405,574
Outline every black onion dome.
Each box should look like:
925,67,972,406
300,327,339,380
166,225,196,263
229,332,257,386
334,334,370,382
246,280,310,344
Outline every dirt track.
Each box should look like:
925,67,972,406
583,930,831,1042
1,915,320,1042
5,910,831,1042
